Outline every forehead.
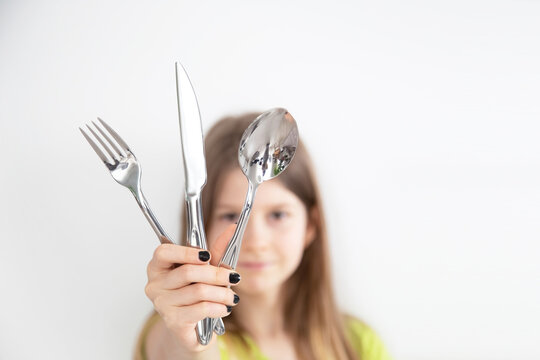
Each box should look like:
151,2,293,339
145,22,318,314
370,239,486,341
215,169,303,208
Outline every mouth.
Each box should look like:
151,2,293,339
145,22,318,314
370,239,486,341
237,261,274,270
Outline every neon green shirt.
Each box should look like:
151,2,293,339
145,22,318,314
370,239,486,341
136,313,392,360
217,316,391,360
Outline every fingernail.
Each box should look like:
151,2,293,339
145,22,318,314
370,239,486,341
233,294,240,304
229,272,241,284
198,251,210,262
226,305,233,313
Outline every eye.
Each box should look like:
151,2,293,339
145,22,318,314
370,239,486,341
218,212,238,223
269,210,288,221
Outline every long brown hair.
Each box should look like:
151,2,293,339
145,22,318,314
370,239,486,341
198,112,358,360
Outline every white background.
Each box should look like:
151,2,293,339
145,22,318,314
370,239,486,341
1,1,539,359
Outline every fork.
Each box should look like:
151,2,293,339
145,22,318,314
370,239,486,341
80,118,173,244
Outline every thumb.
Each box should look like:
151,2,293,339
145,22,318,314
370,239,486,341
209,223,237,266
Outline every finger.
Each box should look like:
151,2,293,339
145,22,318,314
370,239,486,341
161,263,241,289
148,244,211,272
156,284,239,307
209,223,237,266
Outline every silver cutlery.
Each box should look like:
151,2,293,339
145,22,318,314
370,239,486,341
80,118,173,245
175,62,212,345
80,68,299,346
211,108,299,336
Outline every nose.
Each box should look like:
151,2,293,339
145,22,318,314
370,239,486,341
241,214,270,251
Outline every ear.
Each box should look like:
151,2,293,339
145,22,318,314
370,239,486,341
304,206,319,248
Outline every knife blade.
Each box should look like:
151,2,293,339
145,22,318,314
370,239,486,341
175,62,207,198
175,61,212,345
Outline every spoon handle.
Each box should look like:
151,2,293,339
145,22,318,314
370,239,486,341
220,183,256,269
208,182,258,336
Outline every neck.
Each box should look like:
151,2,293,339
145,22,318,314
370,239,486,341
234,287,286,338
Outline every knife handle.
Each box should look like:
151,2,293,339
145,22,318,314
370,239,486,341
184,194,213,345
185,194,208,250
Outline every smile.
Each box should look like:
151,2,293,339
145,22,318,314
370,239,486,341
237,261,274,270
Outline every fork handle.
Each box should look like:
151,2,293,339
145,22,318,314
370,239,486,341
137,190,211,344
134,191,174,244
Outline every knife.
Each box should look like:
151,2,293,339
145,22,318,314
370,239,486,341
175,62,213,345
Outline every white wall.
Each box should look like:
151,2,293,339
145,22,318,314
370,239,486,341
1,0,539,359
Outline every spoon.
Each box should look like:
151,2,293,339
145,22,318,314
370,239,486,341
210,107,299,336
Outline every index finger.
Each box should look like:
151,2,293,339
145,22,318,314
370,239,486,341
148,244,211,271
209,223,237,266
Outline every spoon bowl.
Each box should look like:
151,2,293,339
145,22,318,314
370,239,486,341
239,108,299,184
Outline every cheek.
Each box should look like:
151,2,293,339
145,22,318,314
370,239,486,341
277,225,308,266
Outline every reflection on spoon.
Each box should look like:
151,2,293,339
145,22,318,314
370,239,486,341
210,108,299,337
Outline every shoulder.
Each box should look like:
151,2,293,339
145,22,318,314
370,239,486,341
135,312,162,360
343,315,393,360
135,312,187,360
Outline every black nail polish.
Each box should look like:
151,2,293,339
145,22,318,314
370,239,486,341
229,272,241,284
198,251,210,262
233,294,240,304
226,305,233,313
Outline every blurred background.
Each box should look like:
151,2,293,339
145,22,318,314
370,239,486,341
1,0,539,359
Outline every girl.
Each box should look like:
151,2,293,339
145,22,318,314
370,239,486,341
136,113,391,360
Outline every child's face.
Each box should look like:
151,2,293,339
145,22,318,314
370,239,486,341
207,169,315,296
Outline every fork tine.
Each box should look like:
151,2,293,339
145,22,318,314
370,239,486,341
80,127,110,164
97,117,130,153
92,120,124,157
86,124,117,161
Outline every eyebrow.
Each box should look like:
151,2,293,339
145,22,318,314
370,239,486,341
215,202,294,209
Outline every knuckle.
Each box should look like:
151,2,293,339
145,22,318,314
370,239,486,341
180,245,191,259
193,283,208,299
179,264,195,280
199,301,210,315
216,267,224,283
144,283,153,298
153,244,169,260
146,261,153,275
152,294,165,310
